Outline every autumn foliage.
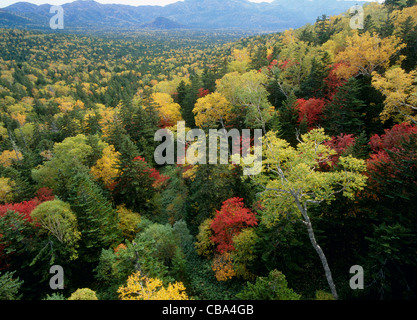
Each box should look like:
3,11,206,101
210,197,258,254
296,98,327,129
133,156,170,189
0,188,55,222
367,123,417,172
324,134,356,166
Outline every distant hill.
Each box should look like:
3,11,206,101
141,17,188,30
0,0,368,31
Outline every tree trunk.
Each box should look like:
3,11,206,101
303,213,339,300
294,197,339,300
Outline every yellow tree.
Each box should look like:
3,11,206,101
227,48,251,73
0,177,15,203
118,271,189,300
90,144,120,188
0,149,23,167
372,67,417,124
334,30,405,79
150,92,183,127
193,92,233,129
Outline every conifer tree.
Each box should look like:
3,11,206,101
323,78,365,136
67,173,121,262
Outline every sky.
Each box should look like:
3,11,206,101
0,0,276,9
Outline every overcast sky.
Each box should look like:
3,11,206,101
0,0,277,8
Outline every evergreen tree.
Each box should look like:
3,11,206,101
323,78,366,136
249,46,268,70
378,18,394,38
399,16,417,72
315,15,332,45
181,72,200,128
175,80,188,106
119,99,159,162
361,14,376,35
275,92,299,147
112,135,156,215
67,172,122,262
299,53,331,99
201,67,218,93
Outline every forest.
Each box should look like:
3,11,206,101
0,1,416,301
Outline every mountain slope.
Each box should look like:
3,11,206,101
1,0,367,31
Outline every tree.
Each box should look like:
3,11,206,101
398,16,417,72
31,134,106,192
230,228,258,280
67,173,121,261
274,92,299,146
227,48,251,74
295,98,327,130
299,54,331,99
324,134,356,167
112,136,155,213
236,269,301,300
0,177,15,204
118,271,188,300
323,77,366,135
68,288,98,300
253,128,368,299
116,205,141,242
94,239,168,300
180,72,200,128
217,70,273,132
0,271,23,300
334,30,405,79
384,0,405,12
371,67,417,124
210,197,258,254
150,92,183,128
193,92,233,129
90,144,120,189
361,14,376,35
0,210,37,271
30,200,81,261
367,123,417,183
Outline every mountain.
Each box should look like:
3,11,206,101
140,17,188,30
0,0,368,31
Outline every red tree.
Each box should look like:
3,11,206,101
367,123,417,173
133,156,170,189
198,88,210,98
210,197,258,254
296,98,327,129
324,134,356,167
324,63,348,100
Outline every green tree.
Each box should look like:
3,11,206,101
31,134,106,192
30,200,81,262
237,269,301,300
323,77,366,136
68,288,98,300
273,92,299,147
0,271,24,300
252,129,368,299
67,173,121,262
112,136,156,214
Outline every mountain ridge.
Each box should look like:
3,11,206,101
0,0,368,31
